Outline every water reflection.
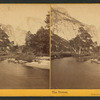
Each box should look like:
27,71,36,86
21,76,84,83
0,60,49,89
51,57,100,89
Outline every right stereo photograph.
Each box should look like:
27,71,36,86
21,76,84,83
51,4,100,89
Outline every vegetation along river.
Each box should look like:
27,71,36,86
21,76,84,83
0,60,49,89
51,57,100,89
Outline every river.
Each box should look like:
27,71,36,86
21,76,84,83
0,60,49,89
51,57,100,89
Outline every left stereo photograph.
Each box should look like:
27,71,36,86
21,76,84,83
0,4,50,89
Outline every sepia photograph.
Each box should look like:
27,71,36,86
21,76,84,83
51,4,100,89
0,4,50,89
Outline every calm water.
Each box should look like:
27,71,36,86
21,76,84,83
51,57,100,89
0,60,49,89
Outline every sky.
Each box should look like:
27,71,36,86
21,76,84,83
53,4,100,27
0,4,49,45
1,4,100,45
0,4,49,28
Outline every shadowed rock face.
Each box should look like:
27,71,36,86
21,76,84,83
51,6,100,45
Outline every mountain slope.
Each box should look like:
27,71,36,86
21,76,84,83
51,6,100,54
51,6,100,46
0,17,44,45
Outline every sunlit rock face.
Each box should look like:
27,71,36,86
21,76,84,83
51,6,100,45
0,17,44,45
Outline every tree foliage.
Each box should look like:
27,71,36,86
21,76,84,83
69,27,94,54
0,28,12,53
24,27,49,55
23,12,50,56
45,12,50,29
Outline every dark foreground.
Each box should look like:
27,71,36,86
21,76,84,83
0,60,49,89
51,57,100,89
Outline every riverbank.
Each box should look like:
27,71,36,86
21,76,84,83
25,56,50,69
51,52,100,62
4,56,50,69
51,52,72,60
51,52,90,60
